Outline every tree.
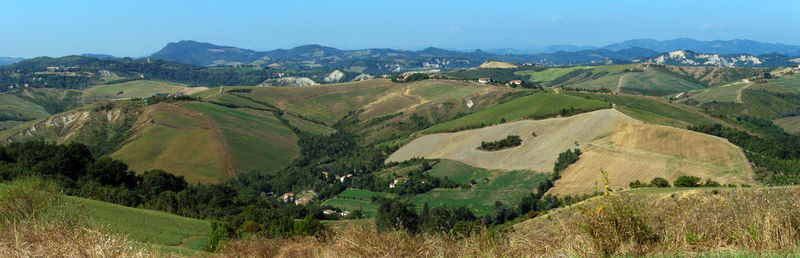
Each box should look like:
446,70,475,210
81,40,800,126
674,176,701,187
376,199,419,233
650,177,670,187
293,214,326,237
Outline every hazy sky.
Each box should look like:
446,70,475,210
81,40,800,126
3,0,799,58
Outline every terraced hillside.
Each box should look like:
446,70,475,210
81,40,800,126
389,109,755,195
111,102,299,183
203,79,520,144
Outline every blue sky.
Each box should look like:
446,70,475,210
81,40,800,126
2,0,798,58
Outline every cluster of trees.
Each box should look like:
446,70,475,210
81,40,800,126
479,135,522,151
375,148,589,235
375,197,519,235
672,176,722,188
526,106,611,120
391,73,429,83
350,159,463,196
628,177,671,188
0,141,340,252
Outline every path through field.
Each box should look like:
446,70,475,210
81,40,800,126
736,80,752,103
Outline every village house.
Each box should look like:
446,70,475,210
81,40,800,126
509,80,522,86
322,171,329,179
389,182,396,188
282,193,296,203
478,78,492,83
323,209,336,215
295,196,312,206
339,210,351,217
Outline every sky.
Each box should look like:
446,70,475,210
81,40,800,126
2,0,799,58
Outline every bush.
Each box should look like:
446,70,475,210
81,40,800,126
674,176,701,187
650,177,670,187
581,194,659,255
0,177,61,223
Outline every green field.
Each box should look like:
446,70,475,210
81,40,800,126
241,80,397,125
207,92,273,110
684,80,748,103
322,189,394,217
769,74,800,94
423,93,610,133
775,116,800,134
566,73,623,91
83,80,187,101
282,113,336,135
182,102,300,174
563,91,718,128
411,160,550,215
514,66,584,82
0,93,50,121
69,196,210,251
112,102,300,183
619,69,704,95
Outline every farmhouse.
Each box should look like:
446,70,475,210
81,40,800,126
295,196,312,206
282,193,296,203
478,78,492,83
509,80,522,86
340,211,351,217
323,209,336,215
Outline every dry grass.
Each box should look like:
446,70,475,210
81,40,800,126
0,220,156,257
0,178,163,257
218,187,800,257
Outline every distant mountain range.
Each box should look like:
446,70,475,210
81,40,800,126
0,57,24,66
602,38,800,56
4,38,800,70
149,39,799,71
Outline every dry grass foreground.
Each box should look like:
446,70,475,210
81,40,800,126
388,109,755,195
216,187,800,257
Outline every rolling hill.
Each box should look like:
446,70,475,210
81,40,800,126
389,109,755,195
0,100,300,183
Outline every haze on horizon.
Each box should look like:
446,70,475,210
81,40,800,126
2,0,799,58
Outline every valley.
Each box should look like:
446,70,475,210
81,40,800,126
2,39,800,257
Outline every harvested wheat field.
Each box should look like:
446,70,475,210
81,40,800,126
549,115,755,195
389,109,756,195
387,109,624,172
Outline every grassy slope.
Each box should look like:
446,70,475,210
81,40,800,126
564,73,623,90
0,93,50,121
282,113,336,135
562,91,717,128
69,196,210,251
774,116,800,134
411,160,550,215
619,69,704,95
241,80,397,125
183,102,300,174
767,73,800,94
683,80,749,103
514,67,584,82
424,93,609,133
112,102,299,183
83,80,187,102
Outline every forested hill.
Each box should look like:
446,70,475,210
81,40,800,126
0,56,280,92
